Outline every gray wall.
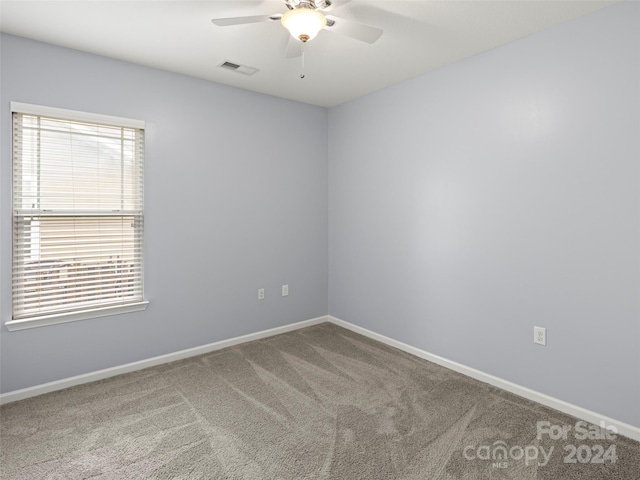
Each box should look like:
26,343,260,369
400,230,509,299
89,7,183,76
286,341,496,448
328,2,639,427
0,34,328,392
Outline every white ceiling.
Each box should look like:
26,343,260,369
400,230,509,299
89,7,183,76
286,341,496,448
0,0,619,107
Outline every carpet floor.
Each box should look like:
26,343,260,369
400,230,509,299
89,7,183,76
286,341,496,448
1,322,638,479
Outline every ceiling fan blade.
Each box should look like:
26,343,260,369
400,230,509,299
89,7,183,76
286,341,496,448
324,15,382,43
211,14,281,27
320,0,352,13
285,36,302,58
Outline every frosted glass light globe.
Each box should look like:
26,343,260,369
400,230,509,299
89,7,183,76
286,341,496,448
281,8,327,43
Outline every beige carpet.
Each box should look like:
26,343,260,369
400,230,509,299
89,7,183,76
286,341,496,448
1,322,638,479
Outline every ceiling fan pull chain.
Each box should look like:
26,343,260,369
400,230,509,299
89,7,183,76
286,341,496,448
300,44,306,79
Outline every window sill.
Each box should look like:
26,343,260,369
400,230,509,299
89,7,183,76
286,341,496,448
4,301,149,332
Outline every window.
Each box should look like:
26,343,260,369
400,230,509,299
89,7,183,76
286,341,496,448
7,103,148,331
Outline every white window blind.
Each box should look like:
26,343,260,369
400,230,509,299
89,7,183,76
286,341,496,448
11,104,146,328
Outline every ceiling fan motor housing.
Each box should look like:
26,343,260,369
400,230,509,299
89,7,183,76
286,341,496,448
285,0,331,10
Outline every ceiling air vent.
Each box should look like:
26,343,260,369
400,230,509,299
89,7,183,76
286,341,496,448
218,60,259,76
221,61,240,70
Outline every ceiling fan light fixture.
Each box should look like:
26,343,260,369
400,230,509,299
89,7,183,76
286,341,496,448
281,8,326,43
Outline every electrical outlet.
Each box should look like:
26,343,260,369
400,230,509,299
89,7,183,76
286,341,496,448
534,326,546,346
282,285,289,296
258,288,265,300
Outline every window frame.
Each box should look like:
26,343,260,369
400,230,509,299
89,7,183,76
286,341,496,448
6,102,148,332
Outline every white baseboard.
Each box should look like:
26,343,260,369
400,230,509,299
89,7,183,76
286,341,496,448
2,313,638,442
0,315,328,406
328,315,640,443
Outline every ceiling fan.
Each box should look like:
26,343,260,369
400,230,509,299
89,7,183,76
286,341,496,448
211,0,383,57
